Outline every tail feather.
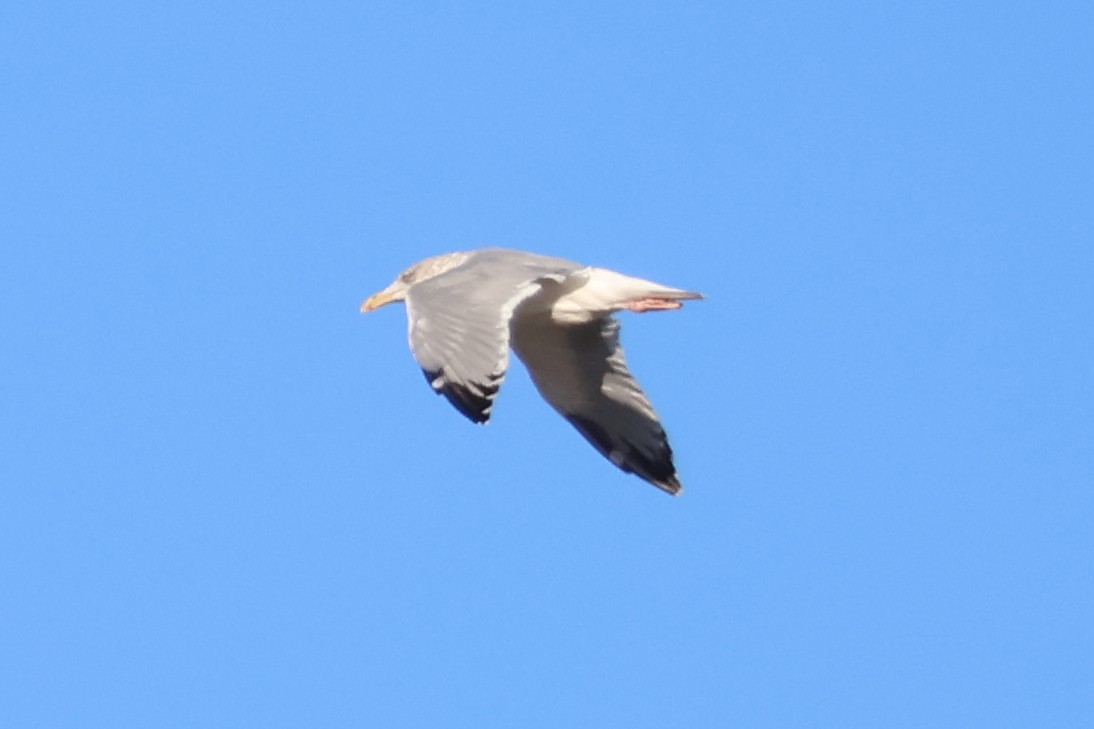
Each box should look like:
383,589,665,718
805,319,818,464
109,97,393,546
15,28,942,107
549,267,704,322
654,288,704,301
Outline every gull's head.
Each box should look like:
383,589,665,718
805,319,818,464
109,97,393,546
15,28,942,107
360,251,472,313
360,278,410,312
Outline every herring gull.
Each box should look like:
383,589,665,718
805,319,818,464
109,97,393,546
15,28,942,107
360,248,703,495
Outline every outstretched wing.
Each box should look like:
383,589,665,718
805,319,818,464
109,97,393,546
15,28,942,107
404,250,578,423
511,314,682,494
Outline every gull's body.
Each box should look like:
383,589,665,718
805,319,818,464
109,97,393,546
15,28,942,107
361,248,702,495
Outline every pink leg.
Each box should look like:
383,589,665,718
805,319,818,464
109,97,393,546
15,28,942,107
624,297,684,313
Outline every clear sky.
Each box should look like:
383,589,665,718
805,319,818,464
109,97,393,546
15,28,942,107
2,2,1092,727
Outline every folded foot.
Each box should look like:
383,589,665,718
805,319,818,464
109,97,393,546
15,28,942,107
624,298,685,313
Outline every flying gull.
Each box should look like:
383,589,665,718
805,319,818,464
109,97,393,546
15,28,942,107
360,248,703,495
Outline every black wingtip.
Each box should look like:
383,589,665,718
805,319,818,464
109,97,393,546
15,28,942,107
653,475,683,496
421,368,499,424
566,413,682,495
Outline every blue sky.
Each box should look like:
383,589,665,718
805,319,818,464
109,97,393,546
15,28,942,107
2,1,1092,726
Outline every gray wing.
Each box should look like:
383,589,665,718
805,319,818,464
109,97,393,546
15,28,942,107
405,249,580,423
511,314,682,494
